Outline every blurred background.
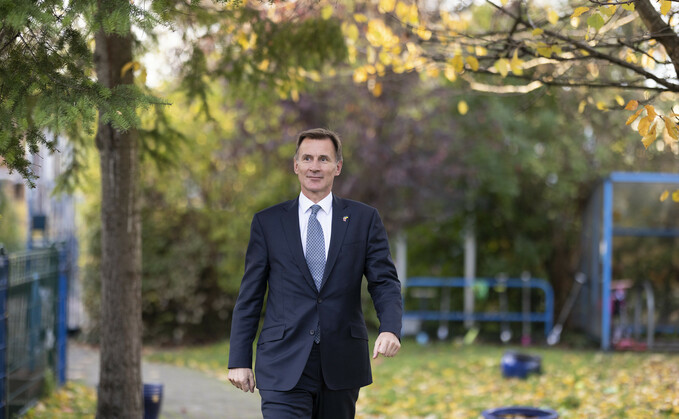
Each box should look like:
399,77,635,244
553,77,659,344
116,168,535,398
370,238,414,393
1,0,678,351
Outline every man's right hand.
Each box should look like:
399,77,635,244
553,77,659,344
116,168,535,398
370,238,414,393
228,368,256,393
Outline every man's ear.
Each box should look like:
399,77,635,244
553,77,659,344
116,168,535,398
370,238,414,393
293,158,299,174
335,160,343,176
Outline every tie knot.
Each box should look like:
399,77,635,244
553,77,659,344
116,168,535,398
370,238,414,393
310,205,321,216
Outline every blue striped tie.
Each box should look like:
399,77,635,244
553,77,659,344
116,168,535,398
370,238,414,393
306,205,325,290
306,205,325,343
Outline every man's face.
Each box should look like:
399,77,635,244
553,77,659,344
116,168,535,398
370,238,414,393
294,138,342,202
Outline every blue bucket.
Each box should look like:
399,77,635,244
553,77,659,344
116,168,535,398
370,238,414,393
143,383,164,419
482,406,558,418
501,351,542,379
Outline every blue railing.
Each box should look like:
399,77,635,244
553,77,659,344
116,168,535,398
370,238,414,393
0,254,8,418
0,246,69,418
403,276,554,336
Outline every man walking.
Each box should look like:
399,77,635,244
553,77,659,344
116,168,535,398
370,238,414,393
228,128,403,418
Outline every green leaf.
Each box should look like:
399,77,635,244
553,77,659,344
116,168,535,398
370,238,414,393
587,13,605,31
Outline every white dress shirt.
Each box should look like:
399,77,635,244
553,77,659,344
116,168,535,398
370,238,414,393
299,192,332,259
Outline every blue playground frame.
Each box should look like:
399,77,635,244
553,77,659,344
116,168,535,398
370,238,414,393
583,172,679,350
403,276,554,337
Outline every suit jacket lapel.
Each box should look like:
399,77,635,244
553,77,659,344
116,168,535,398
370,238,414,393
321,195,349,290
281,198,318,293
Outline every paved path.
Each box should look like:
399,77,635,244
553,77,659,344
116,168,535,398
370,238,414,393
68,342,262,419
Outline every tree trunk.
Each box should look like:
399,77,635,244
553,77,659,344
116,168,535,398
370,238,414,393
93,3,143,417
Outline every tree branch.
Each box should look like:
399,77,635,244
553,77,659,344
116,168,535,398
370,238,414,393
633,0,679,78
489,0,679,91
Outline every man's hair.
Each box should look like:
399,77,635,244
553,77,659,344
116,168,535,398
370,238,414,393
294,128,343,162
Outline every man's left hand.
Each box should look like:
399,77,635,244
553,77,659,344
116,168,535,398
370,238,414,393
372,332,401,359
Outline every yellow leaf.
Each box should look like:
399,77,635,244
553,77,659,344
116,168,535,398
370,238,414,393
673,190,679,202
572,7,589,18
379,51,392,65
495,58,510,77
571,16,580,28
645,105,657,119
510,50,523,75
353,67,368,83
536,43,553,57
407,3,419,25
458,100,469,115
370,20,400,49
476,46,488,56
444,66,457,82
615,95,625,107
547,10,559,25
500,0,508,5
578,100,586,113
596,101,608,111
395,1,409,21
138,69,147,85
638,116,653,136
601,5,617,17
466,55,479,71
626,108,644,125
624,99,639,111
426,66,440,78
416,27,432,40
321,5,333,20
622,3,635,11
345,23,359,42
660,190,670,202
532,28,544,36
665,118,679,140
641,124,657,148
353,13,368,23
661,0,671,16
376,62,386,77
451,55,464,73
378,0,396,13
371,82,383,97
120,61,140,78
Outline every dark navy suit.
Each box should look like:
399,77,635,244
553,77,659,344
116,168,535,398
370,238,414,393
228,195,402,396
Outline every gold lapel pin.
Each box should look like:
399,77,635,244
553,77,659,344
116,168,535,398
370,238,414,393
343,216,349,222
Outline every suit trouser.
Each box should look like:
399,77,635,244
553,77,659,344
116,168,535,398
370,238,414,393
259,342,360,419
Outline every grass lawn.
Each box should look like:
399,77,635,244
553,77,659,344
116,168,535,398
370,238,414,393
146,337,679,418
23,382,96,418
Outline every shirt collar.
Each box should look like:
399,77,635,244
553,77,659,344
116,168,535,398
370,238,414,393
299,192,333,215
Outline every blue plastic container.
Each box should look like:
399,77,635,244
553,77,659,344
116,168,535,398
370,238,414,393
482,406,558,418
501,351,542,379
143,383,164,419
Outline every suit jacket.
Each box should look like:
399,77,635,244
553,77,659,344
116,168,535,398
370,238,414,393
228,195,402,391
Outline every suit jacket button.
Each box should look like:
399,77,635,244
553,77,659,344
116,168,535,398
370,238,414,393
310,330,315,335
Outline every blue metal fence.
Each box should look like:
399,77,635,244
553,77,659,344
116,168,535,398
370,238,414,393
0,253,8,418
403,276,554,337
0,246,68,418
